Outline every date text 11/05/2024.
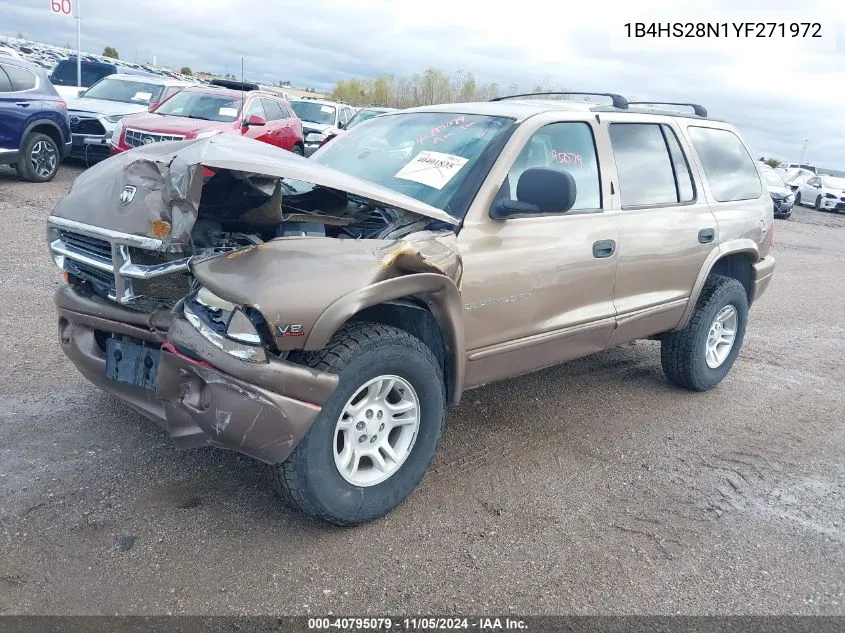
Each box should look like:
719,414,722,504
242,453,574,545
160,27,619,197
624,22,822,38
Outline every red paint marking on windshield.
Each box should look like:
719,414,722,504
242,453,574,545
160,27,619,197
417,115,479,145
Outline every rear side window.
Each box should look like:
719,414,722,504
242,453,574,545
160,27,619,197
609,123,678,207
1,64,38,91
261,98,287,121
688,126,762,202
0,66,12,93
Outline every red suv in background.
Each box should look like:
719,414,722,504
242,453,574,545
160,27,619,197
110,85,304,155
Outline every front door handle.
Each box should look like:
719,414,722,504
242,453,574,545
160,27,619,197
592,239,616,259
698,228,716,243
15,102,31,107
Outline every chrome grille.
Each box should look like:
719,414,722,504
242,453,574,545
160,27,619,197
124,128,186,148
65,259,116,294
48,219,192,311
59,230,112,262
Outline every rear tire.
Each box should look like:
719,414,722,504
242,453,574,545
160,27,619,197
17,133,60,183
661,275,748,391
291,143,304,156
268,322,446,525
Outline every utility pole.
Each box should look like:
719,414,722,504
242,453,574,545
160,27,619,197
798,139,808,164
75,0,82,89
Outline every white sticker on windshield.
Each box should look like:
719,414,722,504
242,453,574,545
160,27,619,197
394,150,469,190
320,105,334,113
219,107,238,117
132,91,153,101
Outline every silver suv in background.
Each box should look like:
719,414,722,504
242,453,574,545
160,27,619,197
65,74,189,162
289,97,356,155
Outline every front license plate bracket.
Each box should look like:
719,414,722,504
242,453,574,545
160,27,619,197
105,337,160,390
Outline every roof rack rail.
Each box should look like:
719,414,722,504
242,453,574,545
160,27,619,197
490,92,629,109
627,101,708,117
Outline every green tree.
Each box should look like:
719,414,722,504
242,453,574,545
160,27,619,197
765,158,781,169
180,66,193,76
103,46,119,59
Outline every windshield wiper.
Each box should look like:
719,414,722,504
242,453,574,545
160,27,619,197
183,115,214,121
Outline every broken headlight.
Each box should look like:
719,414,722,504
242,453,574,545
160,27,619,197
182,287,267,363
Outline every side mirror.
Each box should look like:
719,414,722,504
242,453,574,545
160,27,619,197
490,168,577,220
242,115,266,128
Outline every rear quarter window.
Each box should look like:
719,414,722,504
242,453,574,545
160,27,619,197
1,64,38,91
688,126,762,202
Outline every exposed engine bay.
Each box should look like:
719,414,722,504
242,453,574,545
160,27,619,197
192,169,434,253
54,168,452,313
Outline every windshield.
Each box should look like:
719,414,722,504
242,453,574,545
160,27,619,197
50,61,114,87
763,170,786,187
290,101,336,125
346,109,388,129
82,77,164,105
822,176,845,189
311,112,514,212
154,90,242,122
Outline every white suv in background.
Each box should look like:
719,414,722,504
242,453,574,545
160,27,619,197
795,174,845,212
288,97,356,155
65,73,189,162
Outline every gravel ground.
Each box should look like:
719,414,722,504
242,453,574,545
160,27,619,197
0,163,843,616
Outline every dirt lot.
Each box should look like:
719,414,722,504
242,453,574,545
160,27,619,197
0,163,843,616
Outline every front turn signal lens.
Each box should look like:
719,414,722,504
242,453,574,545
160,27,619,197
150,219,172,239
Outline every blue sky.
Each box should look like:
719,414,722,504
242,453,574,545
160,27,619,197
2,0,844,166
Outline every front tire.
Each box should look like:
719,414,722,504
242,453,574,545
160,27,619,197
795,191,802,206
291,143,304,156
660,275,748,391
268,322,445,525
17,133,60,183
815,195,822,211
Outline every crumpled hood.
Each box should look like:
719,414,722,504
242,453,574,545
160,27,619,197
49,133,458,248
191,232,462,348
66,97,148,117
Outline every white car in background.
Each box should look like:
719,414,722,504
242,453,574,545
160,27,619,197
288,97,357,156
65,73,189,162
795,174,845,212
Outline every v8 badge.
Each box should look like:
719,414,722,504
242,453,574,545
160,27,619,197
277,324,305,337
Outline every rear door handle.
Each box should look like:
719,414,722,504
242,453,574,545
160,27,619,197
15,102,31,107
592,239,616,258
698,228,716,243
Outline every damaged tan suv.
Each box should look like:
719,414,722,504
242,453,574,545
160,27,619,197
47,92,775,525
